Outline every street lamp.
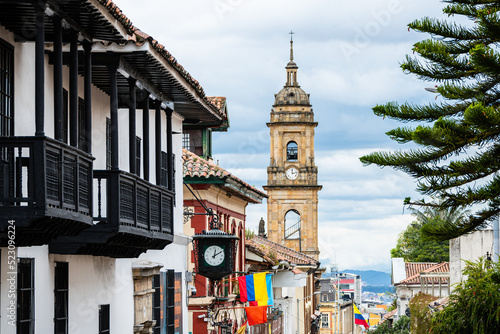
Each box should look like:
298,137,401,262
297,291,320,334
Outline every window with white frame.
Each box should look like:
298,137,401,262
321,313,329,328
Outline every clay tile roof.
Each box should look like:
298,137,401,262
183,149,228,179
405,262,439,278
206,97,227,118
384,308,397,320
377,308,397,326
95,0,225,119
182,149,267,200
397,262,450,285
246,236,318,266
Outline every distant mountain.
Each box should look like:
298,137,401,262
339,269,391,286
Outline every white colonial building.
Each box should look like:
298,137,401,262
0,1,226,333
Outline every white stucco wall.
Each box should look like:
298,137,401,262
450,229,494,289
391,258,405,285
1,20,191,333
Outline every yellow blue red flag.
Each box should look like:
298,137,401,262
354,303,369,330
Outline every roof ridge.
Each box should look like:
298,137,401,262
421,262,449,273
251,235,318,264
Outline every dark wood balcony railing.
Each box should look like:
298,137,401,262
50,169,174,258
0,136,94,246
93,169,173,235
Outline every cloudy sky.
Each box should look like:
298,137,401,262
116,0,448,272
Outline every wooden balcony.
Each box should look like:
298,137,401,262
0,137,94,246
50,170,174,258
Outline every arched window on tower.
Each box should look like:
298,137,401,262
287,141,298,161
284,209,300,240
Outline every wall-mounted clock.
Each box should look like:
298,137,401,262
204,245,225,266
286,167,299,180
192,229,238,281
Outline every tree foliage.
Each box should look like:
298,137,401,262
431,258,500,334
391,221,449,262
409,293,438,334
390,202,468,261
360,0,500,240
371,315,410,334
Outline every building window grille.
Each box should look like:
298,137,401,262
54,262,69,334
78,97,86,151
286,141,298,161
136,136,141,176
0,38,13,161
0,38,13,139
62,89,68,144
182,129,203,156
161,151,168,188
98,304,110,334
106,118,111,170
182,132,190,151
152,274,161,334
17,258,35,334
321,313,329,328
167,270,175,333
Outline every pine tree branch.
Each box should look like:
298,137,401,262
373,102,468,122
409,17,482,41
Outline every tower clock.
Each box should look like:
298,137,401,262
263,36,322,259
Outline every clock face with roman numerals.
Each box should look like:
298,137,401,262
286,167,299,180
204,245,225,266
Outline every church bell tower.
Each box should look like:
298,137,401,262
263,35,321,259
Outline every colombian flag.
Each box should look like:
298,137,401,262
238,273,274,306
354,303,369,330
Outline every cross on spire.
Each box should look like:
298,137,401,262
289,30,294,42
289,30,294,61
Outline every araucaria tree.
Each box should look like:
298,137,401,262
360,0,500,240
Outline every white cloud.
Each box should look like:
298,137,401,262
318,214,414,271
114,0,449,272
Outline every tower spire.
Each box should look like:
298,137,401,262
286,31,298,86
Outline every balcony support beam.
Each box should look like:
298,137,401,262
35,1,46,136
109,62,119,171
83,41,93,154
129,78,137,175
53,16,63,141
155,101,162,186
69,32,78,147
143,92,150,181
166,108,173,192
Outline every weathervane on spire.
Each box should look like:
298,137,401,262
289,30,294,61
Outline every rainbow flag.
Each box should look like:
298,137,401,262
238,273,274,306
354,303,369,330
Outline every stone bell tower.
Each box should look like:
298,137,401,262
263,35,321,260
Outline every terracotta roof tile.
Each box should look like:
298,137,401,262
383,308,397,320
95,0,226,120
405,262,439,278
206,96,227,117
246,236,318,266
397,262,449,285
379,308,397,326
183,149,267,199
